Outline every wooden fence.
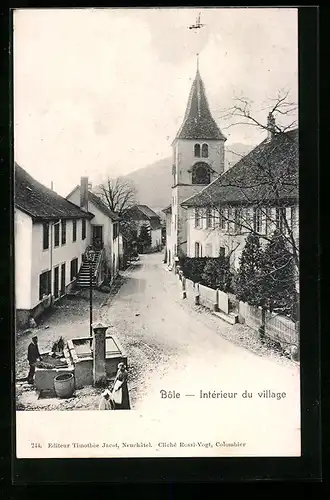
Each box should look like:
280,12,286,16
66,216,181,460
239,302,298,347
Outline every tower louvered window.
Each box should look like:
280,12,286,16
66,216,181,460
202,143,209,158
194,144,201,157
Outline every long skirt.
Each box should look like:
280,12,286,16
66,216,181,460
114,382,131,410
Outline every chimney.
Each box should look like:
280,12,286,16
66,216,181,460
51,181,54,191
80,177,89,212
267,113,276,141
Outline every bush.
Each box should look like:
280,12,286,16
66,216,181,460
180,257,209,283
201,256,233,292
179,256,234,292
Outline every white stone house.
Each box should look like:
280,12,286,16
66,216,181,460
15,164,94,329
181,125,299,274
163,64,227,267
66,178,121,281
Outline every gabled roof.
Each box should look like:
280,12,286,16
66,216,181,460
66,185,120,221
15,163,94,221
129,204,161,220
162,204,172,214
87,191,120,221
174,68,226,142
181,129,298,207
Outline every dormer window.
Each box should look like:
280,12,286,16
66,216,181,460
192,162,210,185
202,143,209,158
194,144,201,157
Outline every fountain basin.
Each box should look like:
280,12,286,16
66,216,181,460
67,334,127,389
34,349,74,394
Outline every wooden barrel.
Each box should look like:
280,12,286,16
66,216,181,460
54,372,75,399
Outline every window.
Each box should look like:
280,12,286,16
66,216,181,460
39,270,51,300
264,207,270,235
61,220,66,245
234,208,242,233
253,208,262,233
206,208,213,228
70,258,78,281
195,208,201,228
72,220,77,242
42,223,49,250
192,162,210,185
54,222,60,247
82,219,86,240
219,247,225,258
227,208,233,232
205,243,212,257
202,143,209,158
291,206,296,232
113,223,119,239
194,144,201,157
220,208,226,230
195,242,200,257
276,207,286,231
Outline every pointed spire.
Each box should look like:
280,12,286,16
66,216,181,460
175,66,226,142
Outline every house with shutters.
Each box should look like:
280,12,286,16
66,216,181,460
162,61,227,267
180,123,299,273
125,204,162,251
15,166,122,329
14,164,94,328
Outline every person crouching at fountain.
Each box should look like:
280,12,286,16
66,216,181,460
99,389,115,410
112,363,130,410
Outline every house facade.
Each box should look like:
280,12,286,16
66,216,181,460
181,124,299,274
163,62,226,266
66,178,121,280
15,164,94,328
126,204,162,251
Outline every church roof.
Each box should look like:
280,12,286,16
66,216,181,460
175,68,226,142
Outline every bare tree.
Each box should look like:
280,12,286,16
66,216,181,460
94,176,137,216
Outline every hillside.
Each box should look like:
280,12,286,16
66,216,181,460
123,143,254,212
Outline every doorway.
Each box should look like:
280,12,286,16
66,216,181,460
60,263,66,296
92,225,103,249
53,266,59,299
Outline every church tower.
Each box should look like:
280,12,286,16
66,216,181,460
169,60,226,262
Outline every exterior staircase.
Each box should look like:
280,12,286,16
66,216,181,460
76,249,101,288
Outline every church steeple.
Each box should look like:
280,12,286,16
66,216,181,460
175,61,226,142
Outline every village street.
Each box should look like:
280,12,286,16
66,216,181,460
16,251,300,429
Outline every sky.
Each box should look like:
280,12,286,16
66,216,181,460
13,8,298,196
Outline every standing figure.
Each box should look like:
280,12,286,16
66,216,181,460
27,335,41,384
112,362,130,410
98,389,115,410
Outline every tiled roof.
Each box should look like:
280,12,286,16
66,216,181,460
88,191,120,221
15,163,94,221
162,204,172,214
175,69,226,142
130,204,161,220
150,218,162,230
181,129,298,207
